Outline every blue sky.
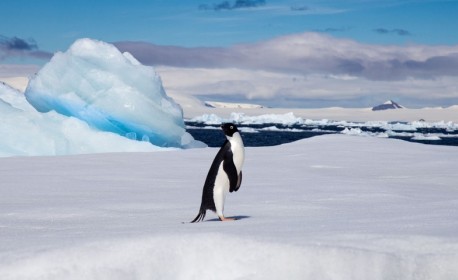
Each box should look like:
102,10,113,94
2,0,457,58
1,0,458,108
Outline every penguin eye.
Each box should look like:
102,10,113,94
230,126,233,129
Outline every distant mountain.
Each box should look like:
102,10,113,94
372,100,405,111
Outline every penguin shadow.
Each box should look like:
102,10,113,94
207,215,251,222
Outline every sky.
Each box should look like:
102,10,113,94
1,0,458,108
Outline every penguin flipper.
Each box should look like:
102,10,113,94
224,152,239,193
234,171,242,192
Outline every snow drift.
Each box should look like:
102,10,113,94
3,234,457,280
25,38,197,148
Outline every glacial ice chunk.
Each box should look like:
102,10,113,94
0,83,163,157
25,38,193,148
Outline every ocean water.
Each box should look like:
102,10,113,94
186,122,458,147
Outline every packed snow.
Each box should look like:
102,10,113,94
1,135,457,279
24,38,198,148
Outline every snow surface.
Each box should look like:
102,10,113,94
24,38,197,148
1,135,458,279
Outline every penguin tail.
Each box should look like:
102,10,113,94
190,208,206,223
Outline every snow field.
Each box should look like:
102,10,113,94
3,234,458,280
1,135,458,279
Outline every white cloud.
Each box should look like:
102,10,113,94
156,66,458,108
6,32,455,108
117,32,458,82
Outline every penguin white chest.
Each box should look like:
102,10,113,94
213,163,230,216
229,132,245,173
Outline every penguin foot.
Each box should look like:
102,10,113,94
219,216,236,221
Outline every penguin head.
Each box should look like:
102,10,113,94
221,123,239,137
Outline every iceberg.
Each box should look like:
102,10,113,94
25,38,197,148
0,83,162,156
411,134,441,141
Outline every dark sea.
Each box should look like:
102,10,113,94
186,121,458,147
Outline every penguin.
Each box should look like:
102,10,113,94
191,123,245,222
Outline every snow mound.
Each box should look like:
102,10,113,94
3,234,457,280
25,38,197,148
0,83,162,156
